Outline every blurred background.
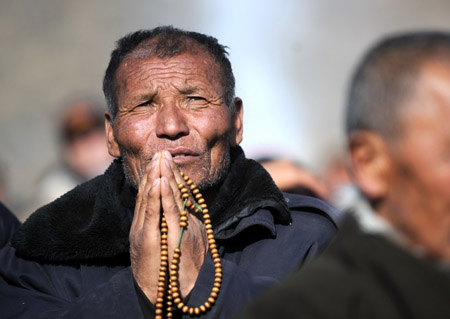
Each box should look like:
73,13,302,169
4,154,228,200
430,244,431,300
1,0,450,220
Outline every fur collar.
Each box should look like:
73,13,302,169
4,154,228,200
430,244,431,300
12,147,290,262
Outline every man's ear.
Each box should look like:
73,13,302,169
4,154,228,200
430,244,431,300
230,97,243,147
348,130,392,201
105,112,121,158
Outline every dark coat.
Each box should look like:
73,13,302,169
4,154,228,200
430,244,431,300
238,214,450,319
0,148,338,318
0,201,20,247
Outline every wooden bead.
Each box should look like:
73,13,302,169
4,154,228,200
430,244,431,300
204,302,211,309
182,193,189,199
185,199,192,207
200,204,207,208
203,214,210,219
178,183,185,189
200,305,206,312
212,287,220,293
208,297,215,304
192,188,199,194
189,307,194,315
182,305,189,313
180,187,189,193
180,210,187,216
198,198,205,204
210,291,218,298
180,216,188,222
180,221,187,227
177,302,184,309
186,180,193,185
202,209,209,214
183,176,189,181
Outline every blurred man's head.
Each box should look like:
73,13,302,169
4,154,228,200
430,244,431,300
60,98,113,179
346,32,450,262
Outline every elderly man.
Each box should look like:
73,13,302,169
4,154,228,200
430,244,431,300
0,27,337,318
238,31,450,319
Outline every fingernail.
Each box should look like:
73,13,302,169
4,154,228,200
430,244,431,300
165,158,170,168
153,152,159,160
152,177,160,186
164,150,172,159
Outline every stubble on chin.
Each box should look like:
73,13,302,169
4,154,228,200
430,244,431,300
120,150,145,190
120,148,231,192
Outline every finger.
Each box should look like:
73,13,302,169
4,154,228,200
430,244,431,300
142,176,162,234
161,151,187,213
133,152,161,229
160,175,181,247
162,150,187,187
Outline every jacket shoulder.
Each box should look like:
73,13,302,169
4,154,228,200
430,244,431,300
284,193,341,227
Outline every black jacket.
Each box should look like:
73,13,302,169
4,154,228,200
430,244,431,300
238,214,450,319
1,147,338,318
0,201,20,247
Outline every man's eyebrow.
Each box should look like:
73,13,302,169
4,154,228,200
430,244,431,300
135,93,155,101
178,87,197,95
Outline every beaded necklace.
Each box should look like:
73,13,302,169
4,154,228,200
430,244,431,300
155,171,222,318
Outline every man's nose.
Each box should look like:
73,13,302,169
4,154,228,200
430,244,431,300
155,102,189,140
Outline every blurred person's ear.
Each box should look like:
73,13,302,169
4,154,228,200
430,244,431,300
348,130,391,201
105,112,121,158
230,97,244,147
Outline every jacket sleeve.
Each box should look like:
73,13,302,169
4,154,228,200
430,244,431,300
0,246,144,319
177,257,277,319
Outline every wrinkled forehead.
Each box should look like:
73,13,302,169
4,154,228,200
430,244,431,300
116,40,224,89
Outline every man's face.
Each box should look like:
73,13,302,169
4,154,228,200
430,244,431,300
106,47,243,190
383,61,450,261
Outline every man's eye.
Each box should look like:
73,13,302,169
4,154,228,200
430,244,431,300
137,100,153,107
188,96,207,102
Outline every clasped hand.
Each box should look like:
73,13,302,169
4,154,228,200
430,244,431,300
130,150,208,303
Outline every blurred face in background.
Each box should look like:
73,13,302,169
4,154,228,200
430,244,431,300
378,60,450,262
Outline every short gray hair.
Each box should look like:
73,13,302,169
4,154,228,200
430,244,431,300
346,31,450,140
